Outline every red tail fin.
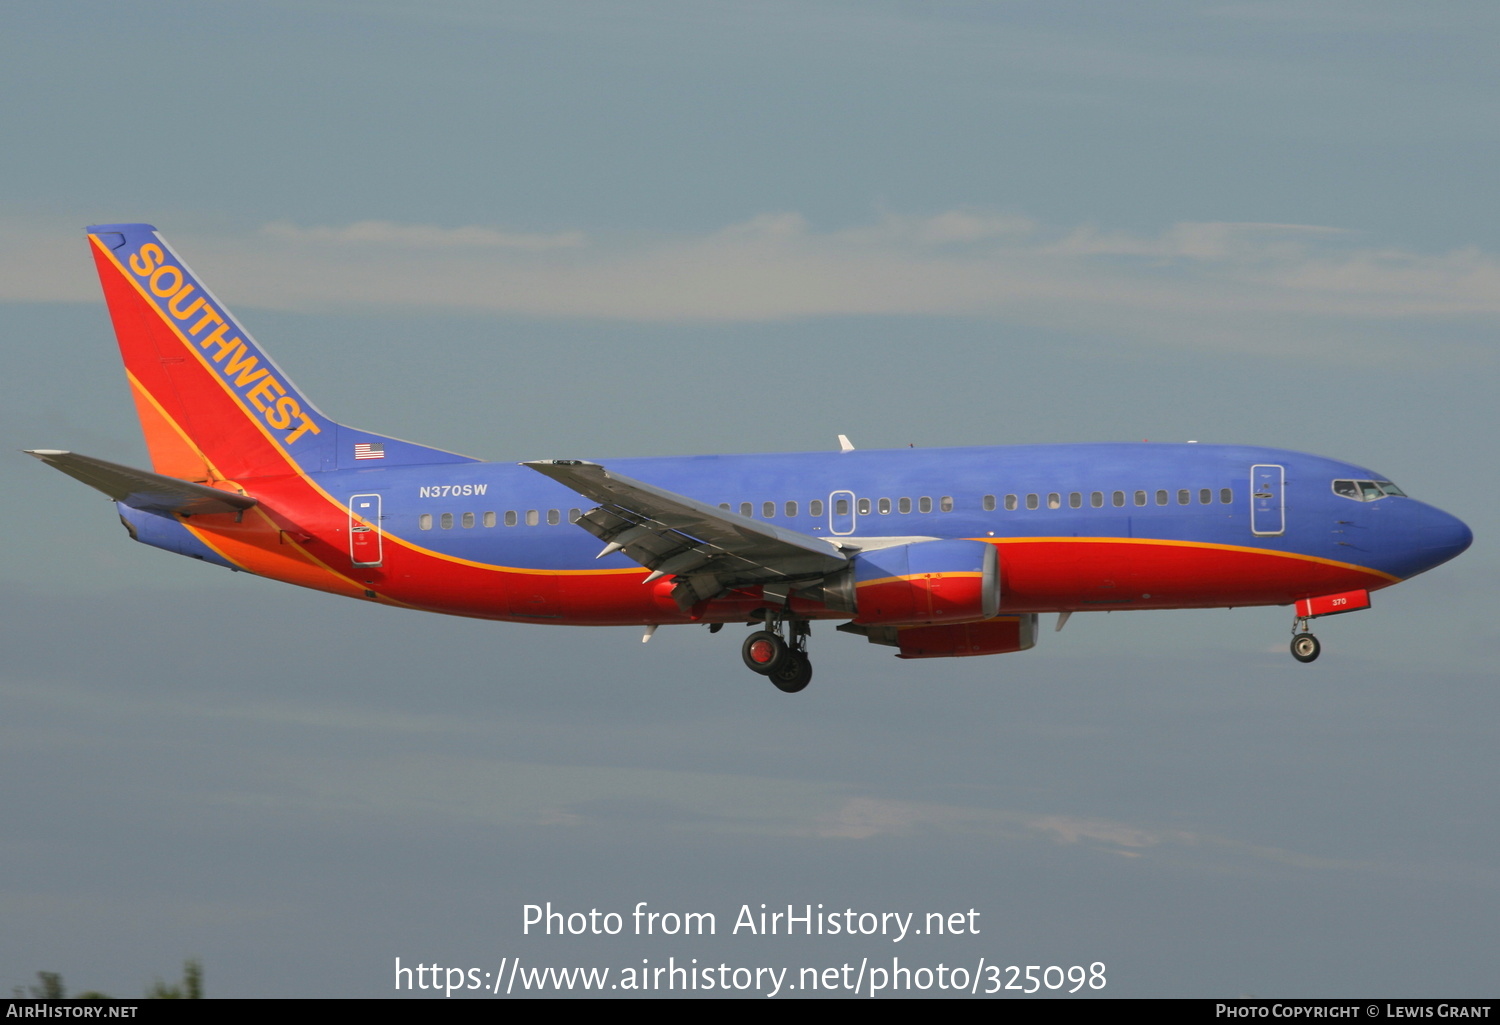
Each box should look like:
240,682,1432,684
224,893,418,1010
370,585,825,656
87,223,475,481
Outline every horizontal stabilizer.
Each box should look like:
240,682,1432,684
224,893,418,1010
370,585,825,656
26,450,258,516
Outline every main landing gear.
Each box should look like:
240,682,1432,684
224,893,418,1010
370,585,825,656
1290,616,1321,664
741,612,813,693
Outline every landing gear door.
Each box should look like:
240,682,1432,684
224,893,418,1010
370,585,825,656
349,493,383,567
829,490,856,535
1250,464,1284,537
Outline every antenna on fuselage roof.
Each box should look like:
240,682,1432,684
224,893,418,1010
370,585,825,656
837,434,855,453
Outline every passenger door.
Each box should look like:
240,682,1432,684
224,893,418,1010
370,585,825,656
348,493,383,566
1250,464,1285,536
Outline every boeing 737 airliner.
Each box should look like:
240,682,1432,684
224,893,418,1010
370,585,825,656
29,224,1473,692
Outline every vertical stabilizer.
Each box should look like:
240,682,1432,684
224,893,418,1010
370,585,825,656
86,223,475,481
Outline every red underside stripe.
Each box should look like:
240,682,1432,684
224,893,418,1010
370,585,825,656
180,509,1394,625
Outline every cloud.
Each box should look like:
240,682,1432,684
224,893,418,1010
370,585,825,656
1026,813,1164,852
6,212,1498,358
1047,221,1351,261
260,219,586,250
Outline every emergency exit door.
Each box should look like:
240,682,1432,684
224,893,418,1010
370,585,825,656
829,490,856,535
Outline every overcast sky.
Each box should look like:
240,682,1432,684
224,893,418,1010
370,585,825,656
2,0,1497,998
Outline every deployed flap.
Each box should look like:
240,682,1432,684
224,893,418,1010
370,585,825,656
27,450,257,516
522,459,849,607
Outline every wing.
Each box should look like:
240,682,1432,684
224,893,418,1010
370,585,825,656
27,450,258,517
522,459,850,609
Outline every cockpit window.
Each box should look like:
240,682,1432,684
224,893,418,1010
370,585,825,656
1333,478,1407,502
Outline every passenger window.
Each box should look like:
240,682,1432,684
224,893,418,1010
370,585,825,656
1091,492,1103,508
483,511,496,527
547,509,560,525
762,501,775,518
1219,488,1232,504
981,495,994,512
836,498,849,515
878,498,891,514
1155,490,1168,506
1069,492,1082,509
940,496,954,512
1026,494,1039,510
505,510,517,527
857,498,871,515
1178,489,1190,505
810,500,824,517
569,508,582,523
1047,493,1061,509
901,497,913,514
441,513,454,529
419,513,432,531
1004,495,1018,511
1134,490,1147,507
740,502,752,517
719,502,730,511
1199,488,1212,505
525,510,539,526
461,512,475,528
1112,491,1125,507
919,497,932,513
785,501,797,517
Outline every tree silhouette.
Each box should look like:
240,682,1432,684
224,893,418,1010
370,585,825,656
146,959,203,999
12,959,202,999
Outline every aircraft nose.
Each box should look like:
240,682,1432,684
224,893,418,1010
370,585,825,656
1417,505,1473,569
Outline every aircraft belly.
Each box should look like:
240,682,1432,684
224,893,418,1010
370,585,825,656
505,572,562,619
994,538,1393,612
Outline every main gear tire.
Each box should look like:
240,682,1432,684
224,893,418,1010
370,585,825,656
742,631,790,675
770,653,812,693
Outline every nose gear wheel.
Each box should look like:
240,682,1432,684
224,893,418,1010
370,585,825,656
1291,632,1320,663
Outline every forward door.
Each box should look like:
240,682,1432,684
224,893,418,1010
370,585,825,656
1250,464,1285,536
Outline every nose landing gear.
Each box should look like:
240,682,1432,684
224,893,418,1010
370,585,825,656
1284,589,1371,664
1291,631,1321,663
1289,613,1321,663
742,613,813,693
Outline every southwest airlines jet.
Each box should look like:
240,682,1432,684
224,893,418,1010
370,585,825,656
29,224,1473,692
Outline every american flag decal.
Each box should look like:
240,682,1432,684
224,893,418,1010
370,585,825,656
353,442,385,460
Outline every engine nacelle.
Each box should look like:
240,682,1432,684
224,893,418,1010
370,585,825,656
825,539,999,627
893,615,1038,659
